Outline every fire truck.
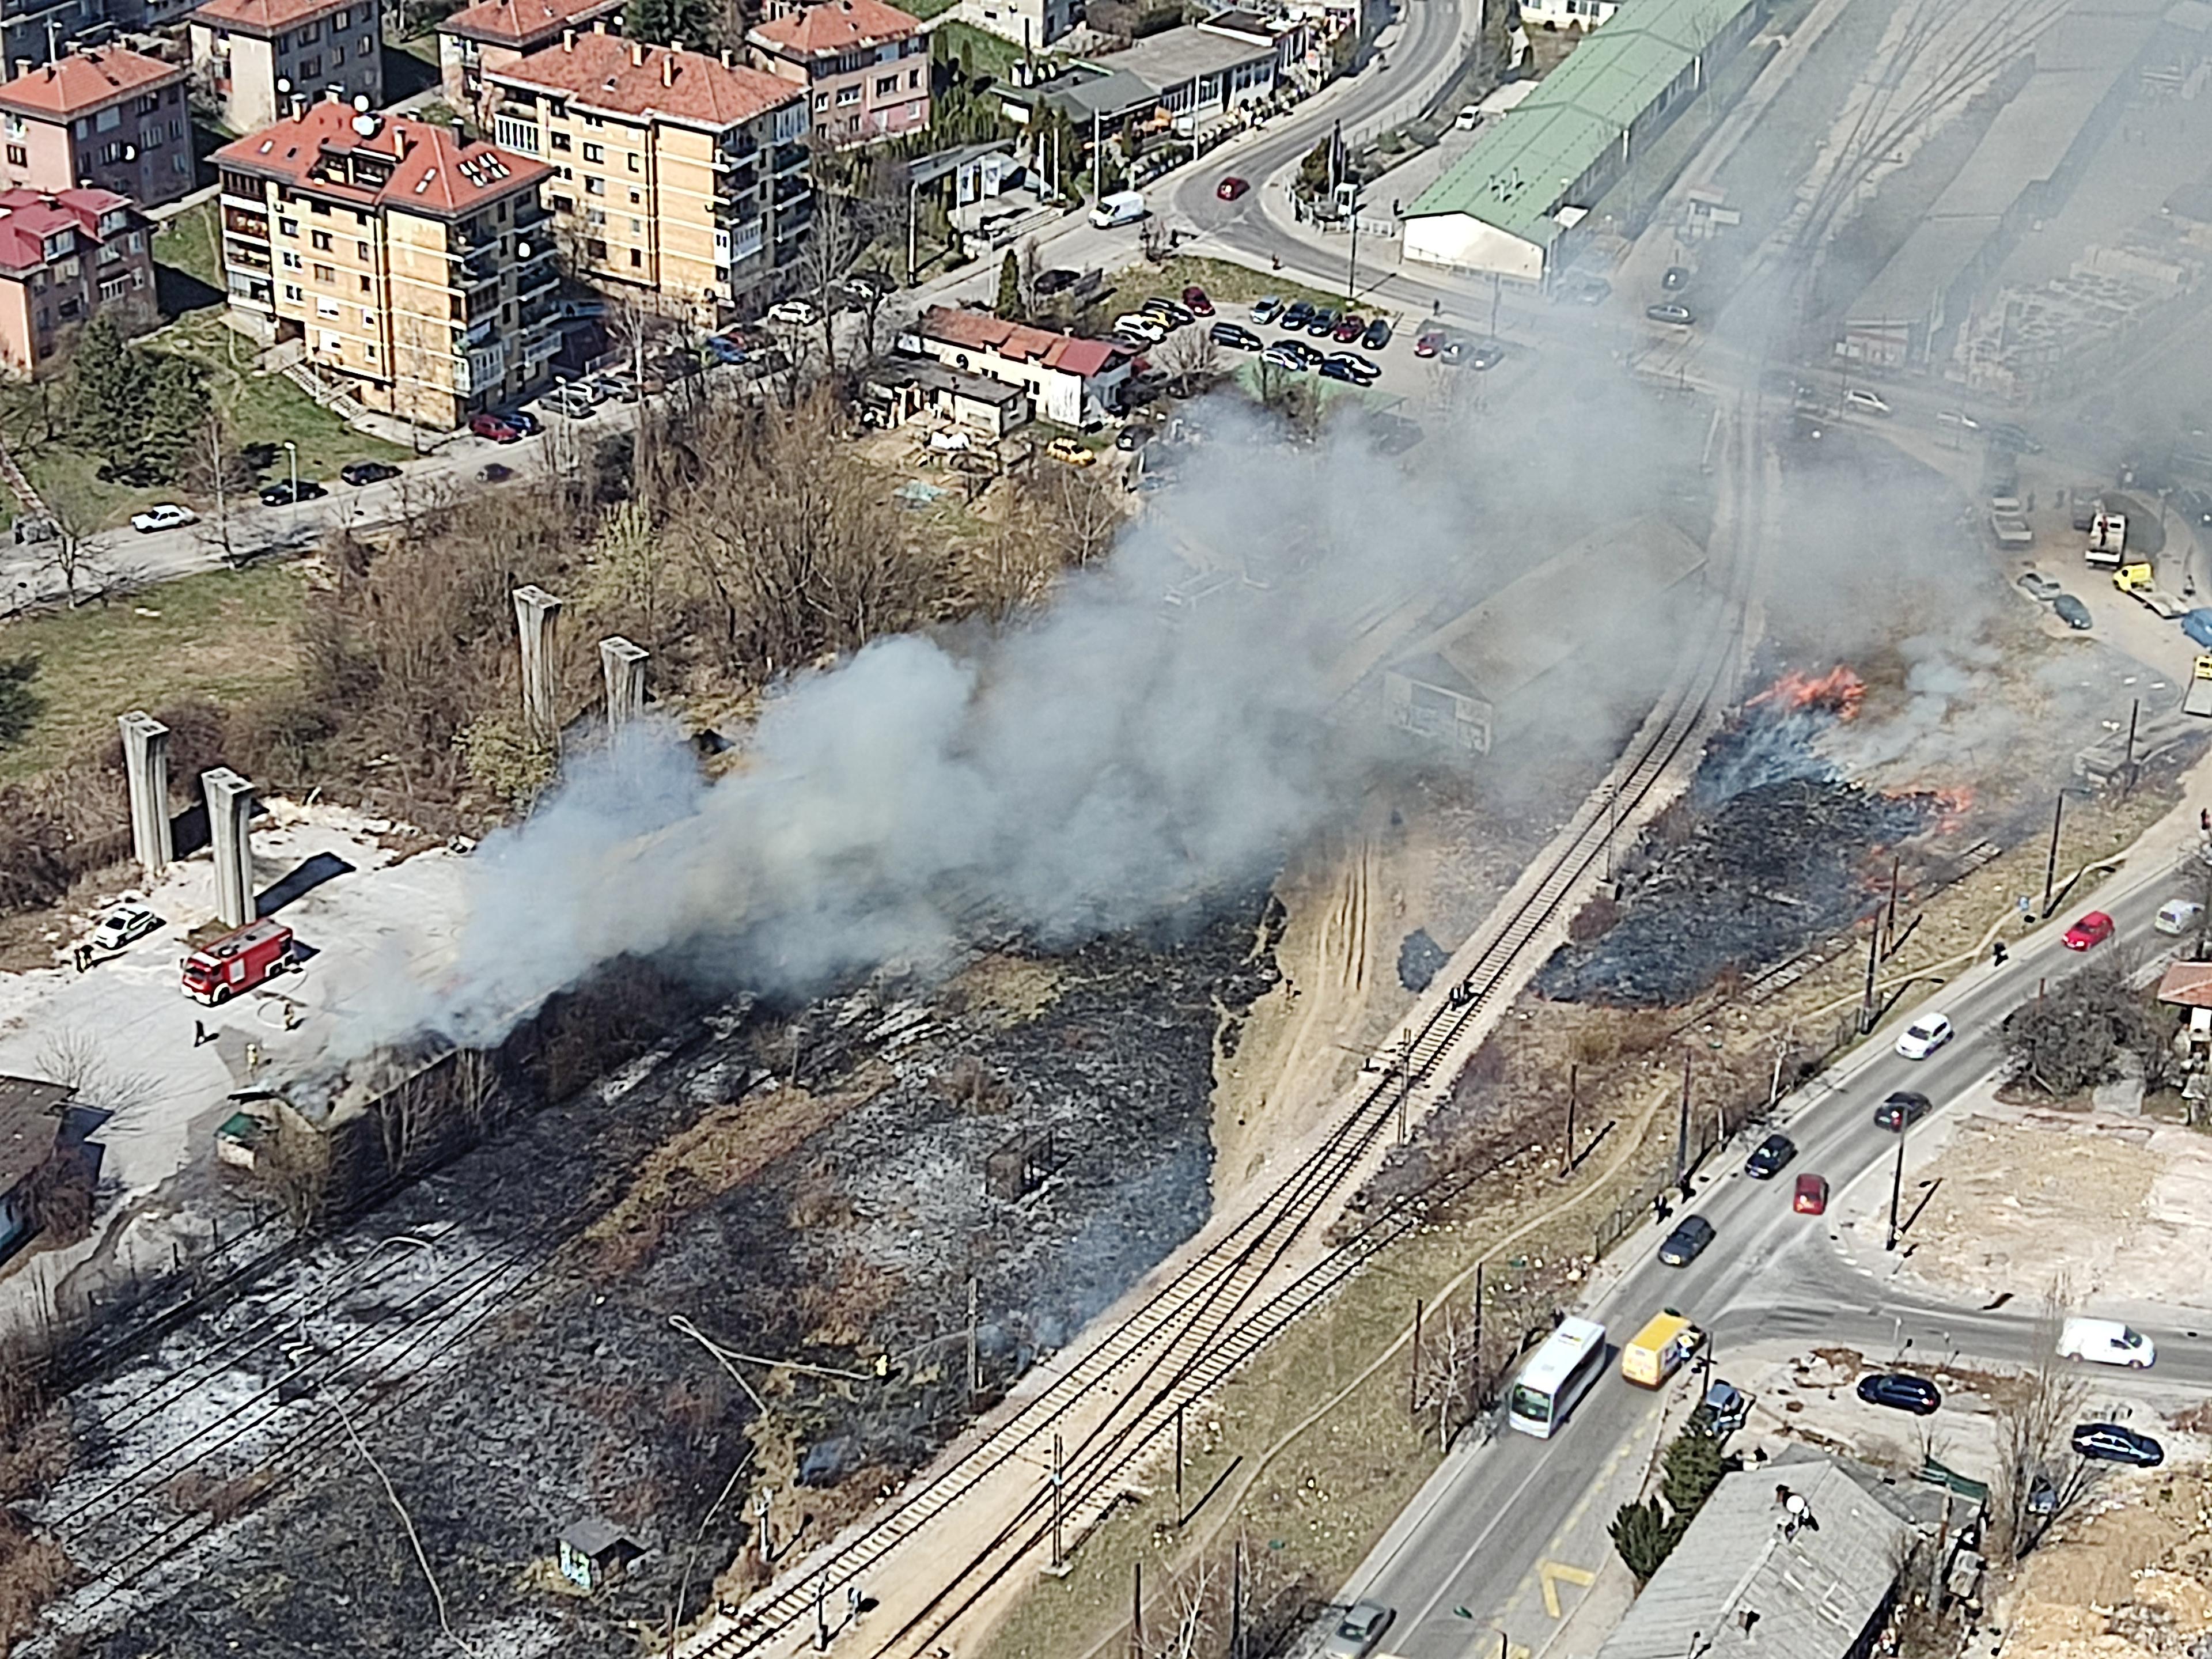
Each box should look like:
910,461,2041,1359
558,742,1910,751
180,918,294,1005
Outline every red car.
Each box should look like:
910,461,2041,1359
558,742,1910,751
1333,313,1366,342
1181,285,1214,316
1217,176,1249,200
470,412,524,443
2063,911,2115,950
1793,1174,1828,1215
1413,327,1445,358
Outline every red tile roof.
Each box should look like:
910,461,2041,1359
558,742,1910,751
0,48,182,120
193,0,357,35
918,306,1134,378
213,102,550,220
440,0,624,50
0,185,134,275
749,0,921,59
493,33,804,129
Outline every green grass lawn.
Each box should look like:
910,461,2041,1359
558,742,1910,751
933,20,1027,79
0,560,308,783
153,198,224,294
20,310,409,530
1096,255,1344,324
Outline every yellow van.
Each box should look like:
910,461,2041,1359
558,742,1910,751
1622,1309,1703,1388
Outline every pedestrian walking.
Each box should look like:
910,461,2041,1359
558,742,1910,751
193,1019,209,1047
2200,806,2209,834
1993,941,2009,967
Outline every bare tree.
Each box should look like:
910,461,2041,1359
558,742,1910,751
258,1108,333,1235
38,487,111,606
1990,1283,2094,1565
1149,326,1222,397
1414,1293,1487,1450
35,1028,154,1115
1037,462,1126,569
793,181,868,377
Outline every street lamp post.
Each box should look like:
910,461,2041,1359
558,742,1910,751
282,440,297,510
1885,1118,1907,1251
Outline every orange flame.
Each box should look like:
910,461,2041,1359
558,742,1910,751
1931,786,1974,833
1746,665,1865,720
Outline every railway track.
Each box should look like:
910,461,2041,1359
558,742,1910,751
686,404,1766,1659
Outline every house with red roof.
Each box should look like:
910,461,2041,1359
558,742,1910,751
0,185,153,376
435,0,626,111
0,48,193,209
747,0,928,146
213,97,556,429
189,0,382,134
906,304,1136,427
487,30,811,323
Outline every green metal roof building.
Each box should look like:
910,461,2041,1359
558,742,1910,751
1403,0,1767,283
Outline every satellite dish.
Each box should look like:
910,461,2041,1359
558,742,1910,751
275,77,290,92
353,93,369,111
122,145,135,160
516,240,531,257
351,112,377,135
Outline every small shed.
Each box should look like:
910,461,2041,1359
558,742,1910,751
0,1075,74,1257
558,1517,643,1592
215,1110,271,1170
2156,961,2212,1044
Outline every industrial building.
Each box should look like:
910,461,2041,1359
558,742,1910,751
1402,0,1766,283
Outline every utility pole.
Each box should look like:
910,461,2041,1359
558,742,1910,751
965,1277,979,1403
1472,1262,1484,1389
2124,697,2141,797
1232,1539,1245,1659
1173,1402,1184,1521
1410,1298,1423,1416
1563,1065,1577,1175
1884,854,1900,957
1860,917,1880,1033
1131,1561,1143,1657
1050,1433,1065,1569
1885,1116,1907,1251
1349,199,1360,305
1396,1032,1413,1144
814,1573,829,1652
2041,791,2066,919
1674,1050,1691,1192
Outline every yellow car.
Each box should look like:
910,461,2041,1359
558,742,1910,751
1046,437,1095,467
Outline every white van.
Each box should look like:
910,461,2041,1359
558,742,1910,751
1089,190,1147,229
2059,1316,2154,1369
2156,898,2203,935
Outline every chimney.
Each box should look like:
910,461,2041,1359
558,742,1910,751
41,61,54,79
324,84,343,103
592,15,606,29
661,50,675,84
9,58,24,79
720,46,733,66
630,38,644,63
671,36,684,50
291,93,308,119
563,25,575,47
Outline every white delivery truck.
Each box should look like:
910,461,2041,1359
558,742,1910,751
1089,190,1147,229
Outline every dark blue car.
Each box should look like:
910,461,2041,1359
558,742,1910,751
2184,608,2212,649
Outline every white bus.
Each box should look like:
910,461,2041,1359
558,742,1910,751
1508,1317,1608,1439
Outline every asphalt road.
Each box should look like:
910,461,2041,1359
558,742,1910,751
1351,833,2212,1658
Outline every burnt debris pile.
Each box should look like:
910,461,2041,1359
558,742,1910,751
1539,667,1939,1008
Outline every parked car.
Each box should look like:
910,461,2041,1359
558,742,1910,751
1328,351,1381,380
1857,1372,1941,1415
1657,1214,1716,1267
2017,570,2063,601
1937,408,1980,430
1260,344,1308,373
2072,1423,2163,1467
1251,294,1282,324
1453,104,1482,130
90,905,161,950
477,462,516,483
1895,1012,1954,1059
2156,898,2205,935
2053,593,2093,630
1217,176,1249,200
1281,299,1315,329
258,478,327,506
1469,341,1505,370
1046,436,1094,467
1988,421,2040,453
1413,327,1445,358
1844,387,1892,416
590,372,641,404
1114,313,1169,344
1035,267,1081,297
1305,307,1339,337
1873,1090,1931,1131
1362,317,1392,350
2059,1316,2154,1368
541,384,596,418
1209,321,1264,351
339,461,401,486
1662,264,1690,290
2063,910,2115,950
471,412,524,442
1115,425,1150,452
500,408,543,435
1143,297,1194,327
1440,338,1469,365
767,298,820,328
703,334,751,366
1273,338,1324,366
1181,285,1214,316
1793,1173,1828,1215
1744,1132,1796,1179
838,268,892,305
1321,1601,1395,1659
130,503,196,533
1319,358,1362,384
1332,313,1366,343
1645,302,1694,326
1691,1379,1751,1436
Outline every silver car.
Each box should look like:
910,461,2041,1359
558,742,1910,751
1323,1601,1394,1658
90,905,161,951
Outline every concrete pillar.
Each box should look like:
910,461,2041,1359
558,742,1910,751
512,584,563,745
117,710,172,881
202,767,255,931
600,635,649,729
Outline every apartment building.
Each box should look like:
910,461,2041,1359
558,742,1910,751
214,98,558,428
746,0,927,147
0,184,153,375
190,0,382,134
487,29,810,324
437,0,624,109
0,47,193,209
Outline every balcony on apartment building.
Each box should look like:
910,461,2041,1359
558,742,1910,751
224,236,273,274
715,132,760,168
514,241,556,298
772,140,807,175
514,199,553,238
